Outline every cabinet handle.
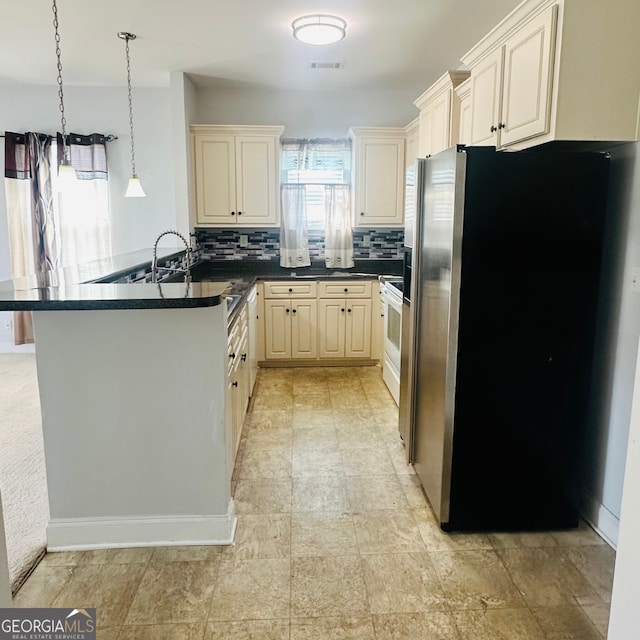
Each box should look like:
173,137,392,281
232,381,238,388
348,308,352,313
288,287,293,292
292,309,297,314
341,308,345,312
231,211,236,216
498,122,506,130
238,211,242,216
490,125,497,133
286,308,290,313
229,352,236,359
344,288,348,293
241,353,247,361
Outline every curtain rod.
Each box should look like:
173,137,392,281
0,134,118,141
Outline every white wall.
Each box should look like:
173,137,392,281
194,82,418,138
170,72,198,238
0,83,176,351
584,142,640,546
608,335,640,639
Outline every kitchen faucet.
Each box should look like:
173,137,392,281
151,230,193,283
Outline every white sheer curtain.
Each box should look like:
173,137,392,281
280,184,311,267
325,184,354,268
54,133,111,267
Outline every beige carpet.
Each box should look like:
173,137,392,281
0,353,48,591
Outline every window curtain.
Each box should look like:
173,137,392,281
280,184,311,267
4,132,57,344
325,184,354,268
3,131,111,344
54,133,111,267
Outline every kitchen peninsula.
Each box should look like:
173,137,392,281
0,261,236,550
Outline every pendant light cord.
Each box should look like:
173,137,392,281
124,35,137,178
52,0,69,162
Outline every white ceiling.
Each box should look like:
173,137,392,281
0,0,522,94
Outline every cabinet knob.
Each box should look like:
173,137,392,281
231,211,236,215
344,288,348,293
360,212,365,216
490,125,497,133
286,308,290,313
229,352,236,359
232,381,238,388
292,308,297,314
241,353,247,361
238,211,242,216
341,308,345,312
348,308,352,313
498,122,506,130
288,288,293,292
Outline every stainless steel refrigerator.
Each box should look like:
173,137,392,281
402,145,610,531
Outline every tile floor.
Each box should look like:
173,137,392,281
13,366,615,639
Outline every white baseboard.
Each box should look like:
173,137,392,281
46,501,237,551
582,492,619,549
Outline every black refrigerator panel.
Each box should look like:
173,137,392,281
412,145,610,532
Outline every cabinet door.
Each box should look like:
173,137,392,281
264,300,291,359
230,357,243,460
247,287,258,394
418,106,433,158
292,299,318,359
235,136,279,226
354,138,405,227
429,90,452,155
500,6,556,146
458,85,473,146
318,299,345,358
470,47,504,146
194,135,237,225
345,299,372,358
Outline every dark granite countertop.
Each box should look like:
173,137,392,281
0,280,230,311
0,255,402,313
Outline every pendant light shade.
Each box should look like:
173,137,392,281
292,15,347,45
52,0,78,186
124,177,146,198
118,31,146,198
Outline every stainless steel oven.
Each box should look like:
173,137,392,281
381,280,403,404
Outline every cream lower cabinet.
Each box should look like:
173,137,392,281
262,279,377,363
318,281,373,360
263,282,318,361
227,302,250,465
264,299,318,359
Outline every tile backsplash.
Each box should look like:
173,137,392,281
195,228,404,261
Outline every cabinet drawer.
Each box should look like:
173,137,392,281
264,281,317,298
318,281,372,298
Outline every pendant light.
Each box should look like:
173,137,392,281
118,31,146,198
52,0,77,186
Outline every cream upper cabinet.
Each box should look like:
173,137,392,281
469,48,504,146
414,71,470,157
350,127,406,228
455,78,473,146
191,125,284,227
462,0,640,150
404,118,420,167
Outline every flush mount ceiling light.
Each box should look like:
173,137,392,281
118,31,146,198
51,0,77,187
292,14,346,45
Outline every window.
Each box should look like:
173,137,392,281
281,139,351,229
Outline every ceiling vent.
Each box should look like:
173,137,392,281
308,61,344,70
